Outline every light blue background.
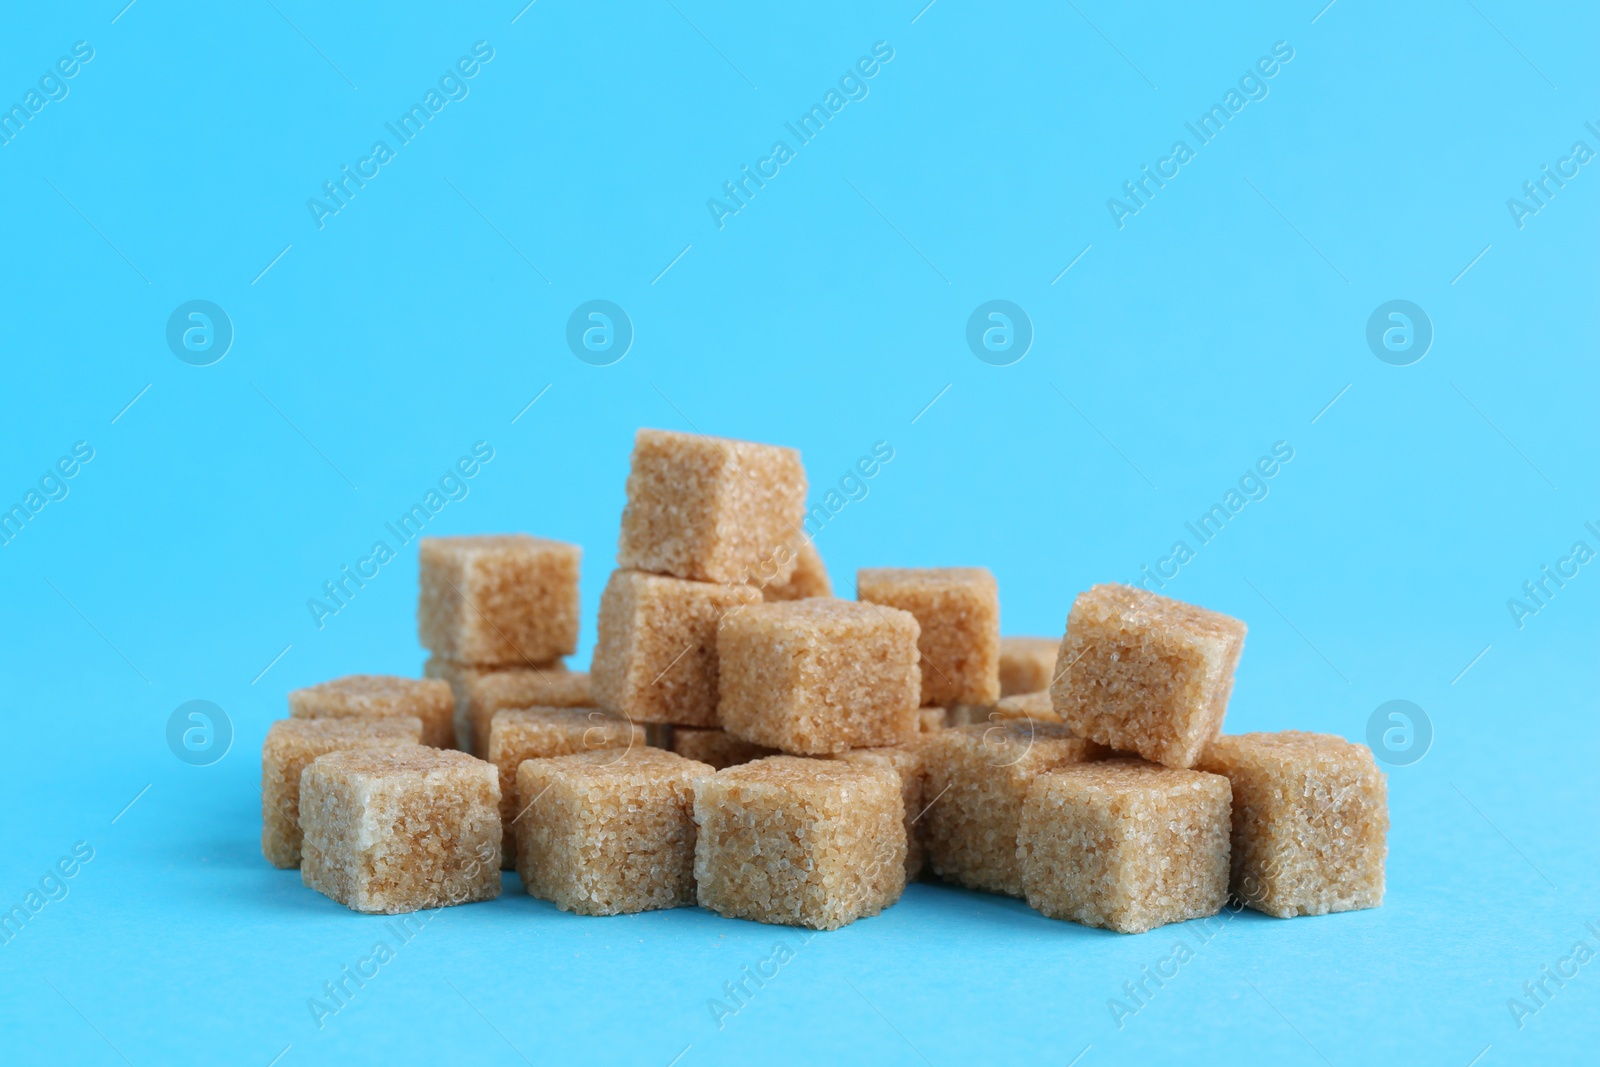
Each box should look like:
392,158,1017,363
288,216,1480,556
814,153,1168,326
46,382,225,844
1,1,1595,1063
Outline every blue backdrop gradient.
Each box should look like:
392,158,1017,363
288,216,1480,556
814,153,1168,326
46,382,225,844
0,1,1595,1064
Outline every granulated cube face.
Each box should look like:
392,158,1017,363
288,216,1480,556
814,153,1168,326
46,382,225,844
694,756,906,930
516,748,712,916
920,722,1106,897
857,567,1000,707
762,538,832,601
670,727,777,770
616,429,808,585
299,748,501,914
1018,758,1232,934
1050,584,1246,768
289,675,455,749
590,569,763,726
999,636,1059,696
717,599,921,755
417,535,581,667
260,718,423,869
1198,731,1387,917
831,746,927,881
426,657,588,757
487,707,645,868
990,690,1061,724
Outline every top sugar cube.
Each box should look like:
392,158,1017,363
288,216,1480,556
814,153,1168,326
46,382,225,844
418,535,581,666
1051,584,1245,768
616,429,808,585
858,567,1000,707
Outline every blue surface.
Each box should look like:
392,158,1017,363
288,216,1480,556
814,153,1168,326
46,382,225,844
1,1,1596,1064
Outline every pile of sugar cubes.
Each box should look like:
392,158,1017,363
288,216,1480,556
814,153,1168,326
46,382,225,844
261,428,1388,933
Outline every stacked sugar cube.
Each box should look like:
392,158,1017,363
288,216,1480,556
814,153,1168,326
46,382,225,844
582,429,916,928
258,426,1389,936
417,534,589,758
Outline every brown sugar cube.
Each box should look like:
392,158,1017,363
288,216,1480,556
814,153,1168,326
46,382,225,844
299,747,501,914
921,722,1106,897
487,707,645,868
289,674,454,749
260,718,423,869
617,428,808,585
918,708,950,732
1050,583,1246,769
944,705,997,727
418,534,580,666
857,567,1000,707
671,727,777,770
591,569,763,727
762,537,832,601
990,690,1062,724
516,748,712,915
693,756,905,930
425,656,588,757
1197,731,1387,917
465,668,590,756
999,636,1059,696
830,746,927,880
1018,758,1232,934
717,599,921,755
